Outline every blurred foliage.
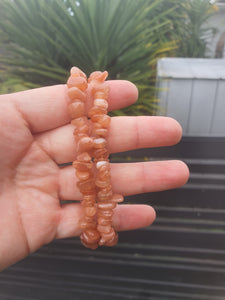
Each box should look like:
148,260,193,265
175,0,217,57
0,0,217,115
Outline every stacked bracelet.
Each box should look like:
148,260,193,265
66,67,123,249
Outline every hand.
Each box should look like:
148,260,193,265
0,81,189,270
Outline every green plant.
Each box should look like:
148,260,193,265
176,0,217,57
1,0,215,114
0,0,176,115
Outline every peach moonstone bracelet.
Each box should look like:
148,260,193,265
67,67,124,249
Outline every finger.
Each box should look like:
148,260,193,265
55,204,156,239
35,116,182,164
58,160,189,201
7,81,138,133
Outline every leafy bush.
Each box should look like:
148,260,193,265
0,0,177,115
0,0,217,115
176,0,217,58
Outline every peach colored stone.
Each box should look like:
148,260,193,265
68,101,85,119
99,228,115,245
79,221,96,230
97,202,116,210
77,152,92,162
68,87,86,102
88,106,107,118
94,99,108,109
70,66,87,79
92,128,108,137
96,173,111,184
81,199,96,207
76,170,92,181
77,179,96,193
71,116,87,127
73,124,89,135
80,239,99,250
98,209,113,218
97,224,112,234
97,169,110,180
97,217,112,226
81,229,101,243
93,138,106,149
97,190,113,202
101,185,113,193
83,194,96,202
91,114,111,127
84,215,96,223
95,179,111,188
72,160,92,171
111,194,124,203
84,206,97,217
91,82,110,96
96,161,110,171
77,136,94,153
105,232,118,246
67,76,88,91
88,71,108,83
94,91,107,100
92,148,109,160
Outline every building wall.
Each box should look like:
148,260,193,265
157,58,225,137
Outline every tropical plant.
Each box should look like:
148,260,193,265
175,0,217,57
0,0,177,115
0,0,216,114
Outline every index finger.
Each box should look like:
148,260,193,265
4,80,138,133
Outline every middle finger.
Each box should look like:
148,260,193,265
35,116,182,164
58,160,189,201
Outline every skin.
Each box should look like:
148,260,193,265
0,80,189,271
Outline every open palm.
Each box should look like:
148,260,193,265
0,81,189,271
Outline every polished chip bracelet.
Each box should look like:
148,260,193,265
66,67,124,249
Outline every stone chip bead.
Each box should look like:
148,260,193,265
97,202,116,210
77,179,96,194
98,209,114,218
98,216,112,226
99,228,116,245
77,152,92,162
67,76,88,91
92,148,109,160
72,160,92,172
88,106,107,118
68,87,86,102
95,179,111,188
77,136,94,153
67,66,99,250
71,116,87,127
92,128,108,138
73,124,89,135
91,82,110,97
68,101,85,119
93,138,107,149
84,206,97,217
76,170,92,181
88,71,108,83
68,67,122,249
111,194,124,203
94,91,108,100
80,229,100,248
70,66,87,79
94,99,108,110
105,232,118,247
91,114,111,128
97,224,112,234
